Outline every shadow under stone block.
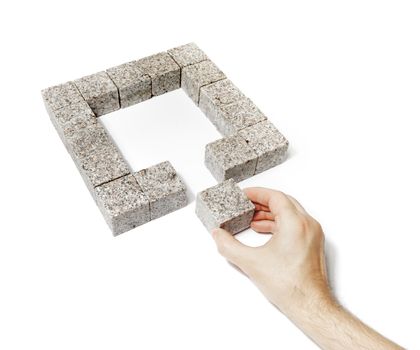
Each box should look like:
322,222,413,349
238,120,289,174
205,134,257,182
94,174,151,235
195,179,255,234
74,71,120,116
134,161,187,220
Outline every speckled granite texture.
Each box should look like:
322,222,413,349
181,60,226,104
74,71,120,116
95,174,150,235
134,161,187,220
238,120,289,174
136,52,180,96
42,81,85,112
199,79,245,127
205,134,257,182
106,62,151,108
168,43,208,68
195,179,255,234
42,42,288,235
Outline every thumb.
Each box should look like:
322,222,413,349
211,228,254,268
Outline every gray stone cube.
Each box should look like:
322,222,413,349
181,60,226,104
94,174,151,236
195,179,255,234
238,120,289,174
205,134,257,182
74,71,120,116
67,124,130,191
136,52,180,96
199,79,245,128
106,62,151,108
41,81,85,112
134,161,187,220
167,43,208,68
215,98,267,136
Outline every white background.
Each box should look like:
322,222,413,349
0,1,419,349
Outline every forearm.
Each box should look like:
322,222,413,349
284,295,404,350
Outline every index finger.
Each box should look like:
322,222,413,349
244,187,296,215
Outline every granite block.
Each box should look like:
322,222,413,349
134,161,187,220
215,98,267,136
181,60,226,104
205,134,257,182
167,43,208,68
136,52,180,96
106,62,151,108
41,81,85,112
238,120,289,174
74,71,120,116
199,79,245,128
195,179,255,234
94,174,151,235
67,124,130,190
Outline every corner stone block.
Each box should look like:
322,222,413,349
74,71,120,116
67,124,130,191
136,52,180,96
205,134,257,183
195,179,255,234
41,81,85,112
134,161,188,220
94,174,151,235
216,98,267,136
167,42,208,68
106,61,151,108
181,60,226,105
238,120,289,174
199,79,245,128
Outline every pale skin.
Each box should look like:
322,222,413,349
211,187,403,350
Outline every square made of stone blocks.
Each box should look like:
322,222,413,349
205,134,257,182
67,124,130,190
134,161,187,220
195,179,255,234
181,60,226,105
199,79,246,128
42,81,85,112
106,62,151,108
167,43,208,68
238,120,289,174
136,52,180,96
216,98,267,136
74,71,120,116
95,174,151,236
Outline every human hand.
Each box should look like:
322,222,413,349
211,187,331,317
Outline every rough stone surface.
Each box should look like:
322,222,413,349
238,120,289,174
94,174,150,235
215,98,267,136
134,161,187,220
167,43,208,68
53,100,97,139
42,81,85,111
205,134,257,182
106,62,151,108
67,124,130,190
136,52,180,96
181,60,226,105
195,179,255,234
74,71,120,116
199,79,245,127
